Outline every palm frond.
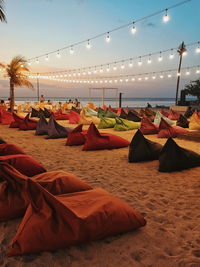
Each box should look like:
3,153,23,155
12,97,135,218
0,0,7,23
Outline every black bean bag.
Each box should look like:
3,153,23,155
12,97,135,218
43,108,52,118
120,108,128,119
184,107,194,119
159,138,200,172
127,110,141,122
128,130,163,162
46,116,73,139
176,114,189,128
0,139,6,144
35,115,48,135
31,108,40,118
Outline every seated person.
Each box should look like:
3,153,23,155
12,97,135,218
0,100,7,110
74,98,80,108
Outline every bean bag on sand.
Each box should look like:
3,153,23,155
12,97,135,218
129,130,162,162
120,108,128,119
154,111,174,126
35,115,48,135
79,108,100,125
0,162,92,221
18,114,38,131
85,107,98,117
53,112,69,120
159,138,200,172
66,124,87,146
30,108,40,118
47,116,72,139
126,111,141,122
68,110,80,124
83,123,130,151
168,109,180,120
9,113,24,128
0,139,6,144
0,110,14,125
184,107,194,119
158,118,187,138
0,143,26,156
189,112,200,130
7,179,146,256
160,109,169,118
176,114,189,128
114,117,140,131
98,117,116,129
103,109,118,118
140,117,159,135
0,154,46,177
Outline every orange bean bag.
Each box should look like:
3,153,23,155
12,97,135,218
83,123,130,150
140,117,159,135
0,162,92,221
0,154,46,176
8,179,146,256
0,143,26,156
0,110,14,125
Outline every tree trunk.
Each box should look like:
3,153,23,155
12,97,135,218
10,79,15,113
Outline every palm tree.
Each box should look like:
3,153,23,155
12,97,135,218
0,0,7,22
0,56,34,112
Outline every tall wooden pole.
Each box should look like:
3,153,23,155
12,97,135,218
175,42,187,105
37,73,40,102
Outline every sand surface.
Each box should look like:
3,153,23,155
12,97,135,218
0,121,200,267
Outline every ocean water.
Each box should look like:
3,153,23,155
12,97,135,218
1,97,176,108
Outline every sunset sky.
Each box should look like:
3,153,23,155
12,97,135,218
0,0,200,99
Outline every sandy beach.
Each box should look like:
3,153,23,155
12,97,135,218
0,121,200,267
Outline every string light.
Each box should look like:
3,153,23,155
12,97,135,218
168,74,172,78
163,9,170,23
113,64,117,70
106,65,110,72
186,70,190,75
106,32,111,42
158,52,163,62
56,51,61,58
69,46,74,55
169,49,174,59
120,62,125,69
138,57,142,66
86,39,91,49
129,59,133,67
131,22,137,34
45,55,49,61
36,58,39,64
147,55,152,64
196,43,200,53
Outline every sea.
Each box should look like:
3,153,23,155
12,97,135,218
0,97,178,108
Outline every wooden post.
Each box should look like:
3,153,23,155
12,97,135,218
37,73,40,102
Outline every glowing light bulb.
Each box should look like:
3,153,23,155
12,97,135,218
186,71,190,75
196,46,200,53
105,32,111,42
36,58,39,64
152,76,156,80
131,22,137,34
169,53,174,59
70,46,74,55
131,78,135,81
147,56,152,64
113,64,117,70
45,55,49,61
20,64,24,67
106,65,110,72
121,62,125,69
168,74,172,78
138,57,142,66
28,62,31,66
182,51,187,56
100,66,104,73
145,77,149,80
57,51,61,58
114,79,118,83
160,75,164,79
129,60,133,67
120,79,123,82
196,69,200,74
125,78,129,82
177,72,181,76
138,77,142,81
86,39,91,49
163,9,170,23
158,53,163,62
109,80,112,83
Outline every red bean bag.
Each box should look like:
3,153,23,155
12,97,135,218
129,130,162,162
140,117,159,135
0,154,46,177
160,109,169,118
0,110,14,125
0,143,26,156
158,118,187,138
83,123,130,151
9,113,24,128
66,124,87,146
8,179,146,256
159,138,200,172
168,109,180,120
0,162,92,221
53,113,69,120
68,110,80,124
18,114,38,131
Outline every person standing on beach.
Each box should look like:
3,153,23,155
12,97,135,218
40,95,45,103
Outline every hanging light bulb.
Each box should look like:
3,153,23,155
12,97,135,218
196,43,200,53
70,46,74,55
186,70,190,75
177,72,181,76
36,58,39,64
169,50,174,59
158,52,163,62
147,55,152,64
45,54,49,61
138,77,142,81
145,76,149,80
106,64,110,72
86,39,91,49
125,78,129,82
160,75,164,79
129,59,133,67
138,57,142,66
113,63,117,70
105,32,111,42
114,79,118,83
196,68,200,74
152,75,156,80
120,79,123,82
163,9,170,23
93,68,97,74
120,61,125,69
131,22,137,34
182,51,187,56
131,77,135,81
28,61,31,66
100,66,104,73
56,51,61,58
168,74,172,78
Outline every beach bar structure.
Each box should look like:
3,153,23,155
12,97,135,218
89,88,118,107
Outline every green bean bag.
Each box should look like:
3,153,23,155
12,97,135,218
114,118,140,131
97,107,106,118
154,111,174,126
98,117,116,129
85,107,98,117
104,109,118,118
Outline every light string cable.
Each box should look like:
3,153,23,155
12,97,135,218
30,40,200,77
27,0,192,63
29,65,200,83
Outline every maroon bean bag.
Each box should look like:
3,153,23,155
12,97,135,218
129,130,162,162
168,109,180,120
0,110,14,125
53,112,69,120
160,109,169,118
0,162,92,221
8,179,146,256
159,138,200,172
158,118,187,138
176,114,189,128
83,123,130,151
120,108,128,119
18,114,38,131
140,117,159,135
127,110,141,122
68,110,80,124
0,143,26,156
66,124,87,146
0,154,46,177
9,113,24,128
